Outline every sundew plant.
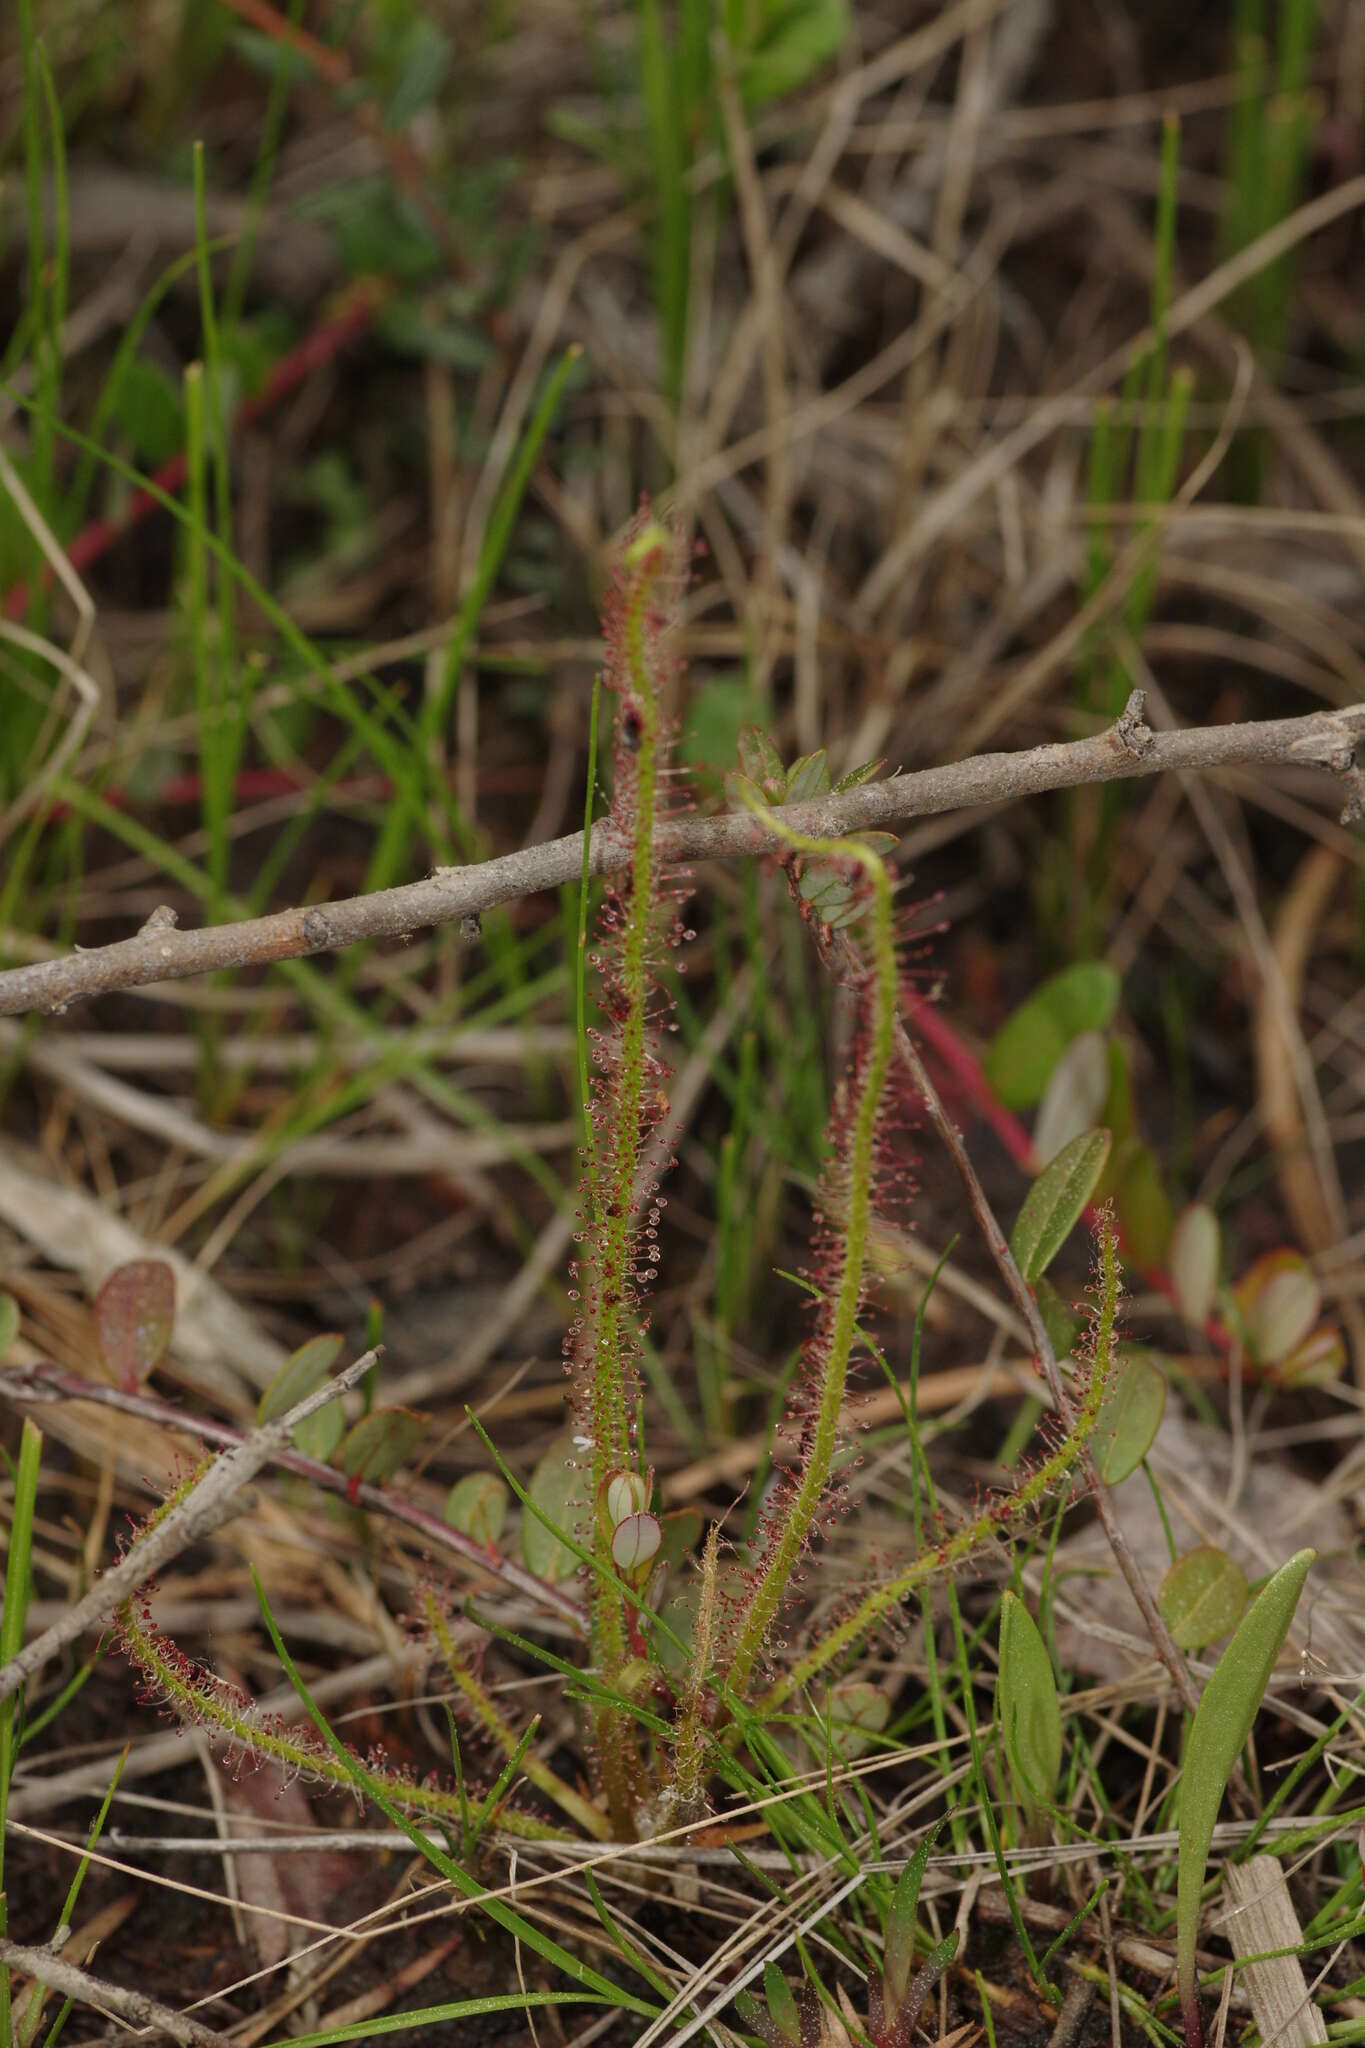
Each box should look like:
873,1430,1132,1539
85,513,1319,2046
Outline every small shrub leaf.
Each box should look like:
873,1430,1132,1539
1115,1139,1173,1269
1033,1030,1110,1166
337,1406,425,1485
984,963,1120,1109
998,1591,1062,1814
444,1472,509,1547
1169,1204,1220,1327
94,1259,175,1389
737,724,785,798
258,1333,345,1425
0,1291,17,1360
1035,1277,1081,1361
1176,1549,1315,2029
826,1679,890,1761
784,749,830,803
610,1511,661,1574
1010,1128,1111,1283
522,1439,590,1584
1160,1546,1249,1650
1275,1320,1346,1387
1092,1349,1167,1484
293,1397,345,1464
1237,1252,1320,1366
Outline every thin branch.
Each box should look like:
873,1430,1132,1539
0,1349,379,1706
0,1362,585,1636
0,1937,235,2048
3,694,1362,1014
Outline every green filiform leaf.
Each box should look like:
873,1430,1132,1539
984,963,1121,1110
1010,1129,1112,1284
998,1591,1062,1819
1091,1349,1167,1484
1160,1547,1248,1651
1176,1548,1315,2040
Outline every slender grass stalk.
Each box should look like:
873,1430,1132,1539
1,1420,42,2048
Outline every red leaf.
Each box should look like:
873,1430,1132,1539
94,1259,175,1390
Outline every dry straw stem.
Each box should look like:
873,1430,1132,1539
0,1935,234,2048
2,693,1363,1016
0,1347,378,1707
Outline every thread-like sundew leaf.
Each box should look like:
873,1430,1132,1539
1176,1548,1315,2043
1010,1128,1112,1283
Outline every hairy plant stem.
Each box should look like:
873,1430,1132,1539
725,811,896,1698
422,1589,609,1840
117,1596,566,1841
581,520,673,1834
764,1216,1122,1710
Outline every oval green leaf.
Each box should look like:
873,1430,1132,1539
1010,1128,1111,1284
998,1591,1062,1815
1176,1549,1315,2028
94,1259,175,1388
1092,1349,1167,1484
1033,1030,1110,1166
1160,1546,1248,1651
293,1396,345,1464
337,1406,425,1486
984,963,1120,1110
1169,1205,1220,1328
521,1438,590,1584
257,1333,346,1425
444,1471,509,1548
1115,1139,1173,1269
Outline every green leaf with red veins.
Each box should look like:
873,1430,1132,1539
94,1259,176,1389
336,1406,425,1485
444,1472,509,1547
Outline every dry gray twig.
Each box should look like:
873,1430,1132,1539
0,1935,235,2048
0,1349,379,1706
2,694,1362,1016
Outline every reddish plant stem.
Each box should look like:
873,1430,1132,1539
1,283,384,623
1,1360,584,1630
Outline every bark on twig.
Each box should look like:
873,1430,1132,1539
0,1350,379,1706
3,694,1362,1015
0,1935,235,2047
0,1361,585,1632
